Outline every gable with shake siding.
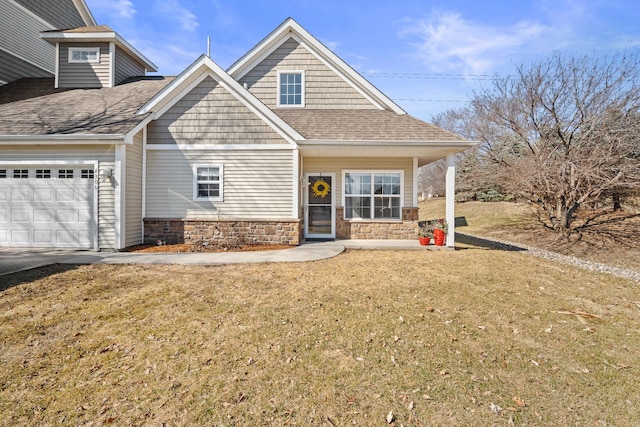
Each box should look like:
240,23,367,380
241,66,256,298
147,76,290,145
239,37,377,110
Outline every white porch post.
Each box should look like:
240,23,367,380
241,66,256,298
445,152,456,247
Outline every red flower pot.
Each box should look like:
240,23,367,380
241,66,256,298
418,236,430,246
433,229,445,246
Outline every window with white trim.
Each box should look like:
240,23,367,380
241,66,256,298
81,169,94,179
69,47,100,63
278,71,304,107
58,169,74,179
14,169,28,179
0,169,6,178
36,169,51,179
344,171,402,220
194,165,223,201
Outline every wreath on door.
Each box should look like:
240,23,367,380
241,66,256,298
311,179,330,198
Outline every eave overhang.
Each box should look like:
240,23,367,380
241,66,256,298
297,139,478,166
0,134,126,145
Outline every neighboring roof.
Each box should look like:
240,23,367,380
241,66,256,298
227,17,406,115
41,25,157,72
0,77,173,138
274,109,467,142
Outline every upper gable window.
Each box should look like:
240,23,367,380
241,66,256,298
68,47,100,63
278,71,304,107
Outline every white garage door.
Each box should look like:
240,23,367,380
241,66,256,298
0,166,96,248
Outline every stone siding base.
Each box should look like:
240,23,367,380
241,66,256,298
336,207,419,239
144,218,301,246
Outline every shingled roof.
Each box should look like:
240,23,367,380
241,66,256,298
274,109,466,142
0,77,173,136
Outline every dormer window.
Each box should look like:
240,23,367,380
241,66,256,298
68,47,100,63
278,71,304,107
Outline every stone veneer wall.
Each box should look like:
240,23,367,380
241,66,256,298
336,207,419,239
144,219,301,246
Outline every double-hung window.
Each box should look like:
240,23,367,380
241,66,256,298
278,71,304,107
194,165,223,201
344,171,402,220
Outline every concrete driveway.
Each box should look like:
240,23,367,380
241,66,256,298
0,248,89,276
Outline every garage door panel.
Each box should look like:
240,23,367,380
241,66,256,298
78,208,92,223
34,209,53,223
11,230,30,244
56,209,76,223
12,210,30,222
56,188,75,202
0,166,96,249
34,230,53,244
34,188,53,201
11,188,30,201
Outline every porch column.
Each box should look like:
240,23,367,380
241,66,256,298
445,152,456,247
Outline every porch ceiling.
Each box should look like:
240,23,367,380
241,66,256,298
297,140,477,166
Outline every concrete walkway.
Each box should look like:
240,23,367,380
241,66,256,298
0,240,452,276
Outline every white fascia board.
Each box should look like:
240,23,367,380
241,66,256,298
0,134,126,144
72,0,98,26
146,143,295,151
300,139,478,148
40,31,157,71
125,115,154,144
227,18,406,115
227,17,296,76
138,55,305,146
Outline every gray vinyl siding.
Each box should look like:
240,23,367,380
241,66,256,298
240,37,376,110
0,0,55,78
148,76,289,145
0,49,52,84
145,149,295,219
303,157,414,207
124,131,144,247
0,145,117,249
115,47,146,84
15,0,85,29
58,42,110,88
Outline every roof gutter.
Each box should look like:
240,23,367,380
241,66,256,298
299,139,478,148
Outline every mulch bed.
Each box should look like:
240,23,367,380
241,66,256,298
125,243,293,253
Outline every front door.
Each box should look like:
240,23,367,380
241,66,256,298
305,173,335,239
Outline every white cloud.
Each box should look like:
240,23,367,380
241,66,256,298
88,0,136,20
155,0,199,32
400,10,549,75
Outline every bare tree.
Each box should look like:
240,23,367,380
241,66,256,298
465,50,640,235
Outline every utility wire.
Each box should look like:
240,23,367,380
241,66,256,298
362,71,505,81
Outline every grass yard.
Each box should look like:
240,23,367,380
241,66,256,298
422,199,640,272
1,248,639,426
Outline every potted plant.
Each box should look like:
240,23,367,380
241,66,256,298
418,225,433,246
433,219,448,246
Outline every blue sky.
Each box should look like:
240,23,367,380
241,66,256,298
85,0,640,121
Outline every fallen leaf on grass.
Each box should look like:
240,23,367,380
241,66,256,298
513,396,526,407
387,410,395,424
408,400,415,411
557,310,604,324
